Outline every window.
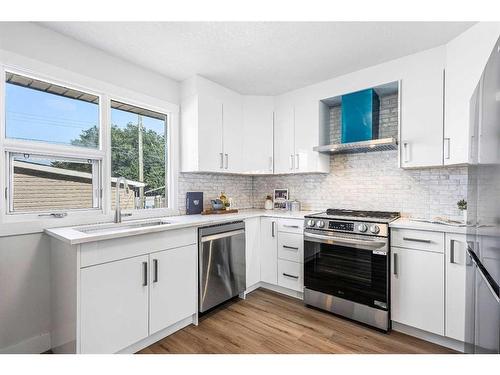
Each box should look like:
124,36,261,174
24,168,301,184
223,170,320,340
4,72,102,215
8,153,101,213
110,100,168,210
5,72,100,148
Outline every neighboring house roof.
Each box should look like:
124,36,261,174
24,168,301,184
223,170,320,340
14,160,146,187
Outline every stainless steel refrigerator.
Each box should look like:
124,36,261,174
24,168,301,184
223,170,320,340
465,35,500,354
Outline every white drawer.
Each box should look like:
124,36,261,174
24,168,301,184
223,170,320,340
391,228,444,253
278,232,303,263
277,259,303,292
277,218,303,234
80,227,197,267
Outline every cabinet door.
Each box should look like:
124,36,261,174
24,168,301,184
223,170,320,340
245,217,261,288
391,247,444,335
400,47,445,168
260,217,278,284
242,96,274,174
445,233,467,341
149,244,197,335
273,103,295,174
198,95,224,172
80,255,149,353
222,95,243,173
294,100,328,173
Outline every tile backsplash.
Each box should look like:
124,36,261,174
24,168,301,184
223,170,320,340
253,151,468,220
178,151,467,220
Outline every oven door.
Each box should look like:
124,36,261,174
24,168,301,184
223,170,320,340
304,231,389,310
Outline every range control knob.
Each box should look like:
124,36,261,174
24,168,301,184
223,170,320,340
307,219,316,227
317,220,325,228
357,224,368,232
370,225,380,234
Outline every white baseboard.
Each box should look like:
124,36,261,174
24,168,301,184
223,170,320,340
0,333,51,354
392,322,465,352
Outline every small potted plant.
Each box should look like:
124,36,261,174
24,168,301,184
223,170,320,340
457,199,467,223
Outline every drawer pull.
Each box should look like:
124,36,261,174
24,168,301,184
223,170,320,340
283,225,300,229
283,273,299,279
402,237,432,244
283,245,299,250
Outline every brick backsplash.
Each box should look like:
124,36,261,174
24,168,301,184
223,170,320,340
252,151,468,220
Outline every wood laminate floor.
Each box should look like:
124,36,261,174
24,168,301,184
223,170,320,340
139,289,456,354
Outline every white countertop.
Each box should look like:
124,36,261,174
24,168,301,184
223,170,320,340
45,209,314,245
390,218,468,234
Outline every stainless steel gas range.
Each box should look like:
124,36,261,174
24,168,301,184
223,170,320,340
303,209,400,331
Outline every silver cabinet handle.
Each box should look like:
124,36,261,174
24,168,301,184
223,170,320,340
224,153,228,169
450,239,456,264
38,212,68,218
393,253,398,276
295,154,299,170
290,154,294,170
272,221,276,237
444,138,451,160
402,237,432,244
283,273,299,279
219,153,224,169
142,261,148,286
153,259,159,283
403,142,410,163
283,245,299,250
269,156,273,171
283,225,300,229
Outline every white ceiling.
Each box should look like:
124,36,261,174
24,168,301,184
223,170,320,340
39,22,474,95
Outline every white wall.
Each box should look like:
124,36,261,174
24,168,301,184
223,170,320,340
0,22,181,353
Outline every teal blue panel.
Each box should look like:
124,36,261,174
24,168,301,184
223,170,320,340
341,89,379,143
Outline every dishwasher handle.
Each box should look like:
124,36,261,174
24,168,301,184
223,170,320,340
201,229,245,242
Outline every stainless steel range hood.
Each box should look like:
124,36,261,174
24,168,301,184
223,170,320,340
313,137,398,154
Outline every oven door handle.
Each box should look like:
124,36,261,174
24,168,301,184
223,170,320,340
304,232,387,252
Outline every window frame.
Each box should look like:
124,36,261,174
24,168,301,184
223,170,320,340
0,62,178,228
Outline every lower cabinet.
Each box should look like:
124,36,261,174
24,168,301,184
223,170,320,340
277,259,303,292
445,233,467,342
149,245,197,335
391,246,445,335
80,254,150,354
260,217,278,284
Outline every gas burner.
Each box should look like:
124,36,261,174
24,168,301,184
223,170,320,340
325,209,400,221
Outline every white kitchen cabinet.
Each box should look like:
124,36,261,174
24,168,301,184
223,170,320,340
445,233,467,342
400,47,445,168
245,217,261,288
391,246,444,335
444,23,500,165
277,259,303,292
260,217,278,284
274,103,295,174
149,244,197,335
80,255,149,354
294,100,329,173
222,95,243,173
242,96,274,174
274,99,329,174
180,75,243,173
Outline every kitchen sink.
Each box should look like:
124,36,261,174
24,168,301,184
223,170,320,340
77,219,172,235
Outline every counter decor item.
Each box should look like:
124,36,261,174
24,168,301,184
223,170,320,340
457,199,467,223
201,208,239,215
186,192,203,215
210,199,225,210
273,188,289,210
290,200,301,212
264,195,273,210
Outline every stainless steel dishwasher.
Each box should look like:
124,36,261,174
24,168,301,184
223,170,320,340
198,221,246,312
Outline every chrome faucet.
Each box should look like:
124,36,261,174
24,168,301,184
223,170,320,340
115,177,132,223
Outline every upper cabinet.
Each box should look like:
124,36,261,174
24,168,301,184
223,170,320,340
274,96,329,174
400,47,445,168
242,96,274,174
444,23,500,165
180,76,243,173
